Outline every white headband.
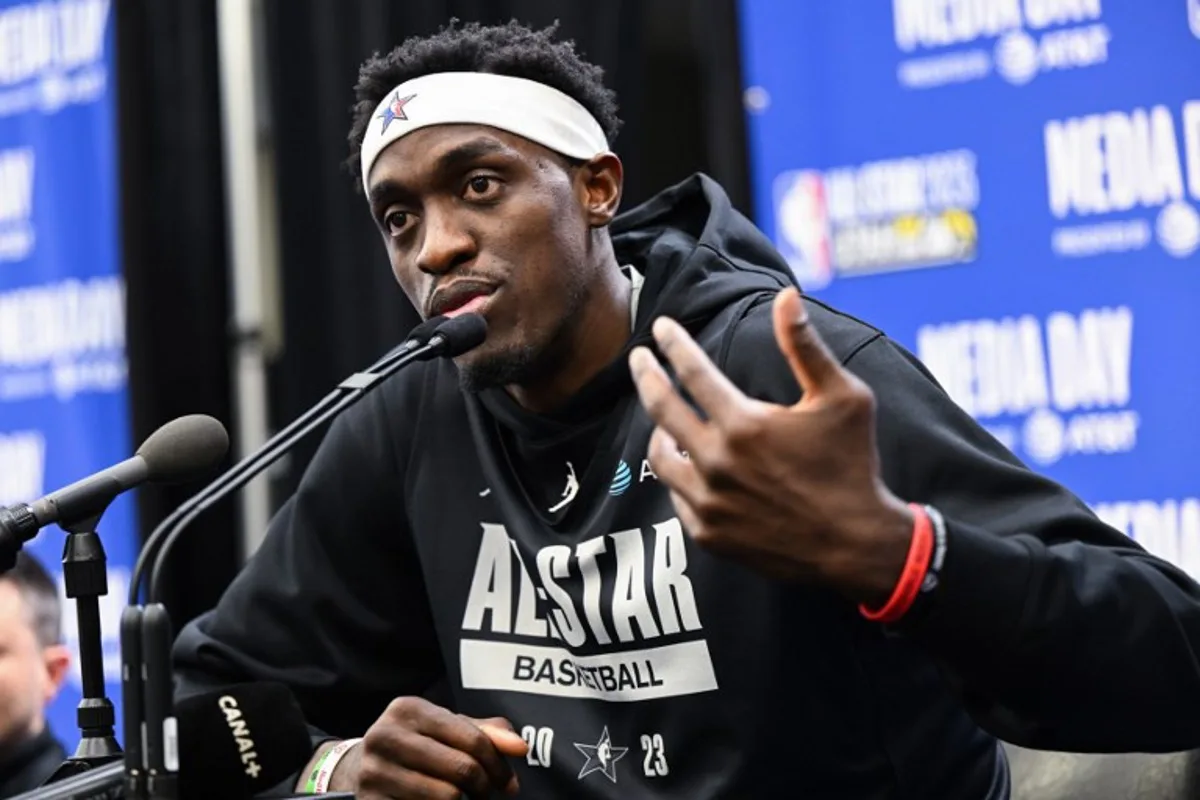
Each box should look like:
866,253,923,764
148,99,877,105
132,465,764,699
359,71,609,193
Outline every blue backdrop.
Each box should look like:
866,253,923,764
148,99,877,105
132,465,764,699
0,0,131,754
738,1,1200,575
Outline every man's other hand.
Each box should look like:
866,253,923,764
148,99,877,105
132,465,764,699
326,696,528,798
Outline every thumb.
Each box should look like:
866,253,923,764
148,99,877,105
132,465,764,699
471,717,529,757
771,287,843,398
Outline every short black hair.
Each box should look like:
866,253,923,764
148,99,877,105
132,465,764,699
346,19,622,190
3,552,62,648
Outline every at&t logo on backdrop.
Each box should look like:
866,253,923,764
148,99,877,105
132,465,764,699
1045,99,1200,259
916,305,1137,466
772,149,979,290
892,0,1111,89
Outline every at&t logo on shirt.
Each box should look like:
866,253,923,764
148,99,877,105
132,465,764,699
916,305,1138,466
610,460,633,496
772,149,979,290
892,0,1111,90
1045,100,1200,260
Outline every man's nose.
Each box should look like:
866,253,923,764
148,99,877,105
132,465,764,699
416,208,475,275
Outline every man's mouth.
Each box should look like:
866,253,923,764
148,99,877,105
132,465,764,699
428,281,498,319
444,293,490,318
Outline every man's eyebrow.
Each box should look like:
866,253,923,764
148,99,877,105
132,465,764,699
431,137,510,175
368,137,512,206
369,178,407,207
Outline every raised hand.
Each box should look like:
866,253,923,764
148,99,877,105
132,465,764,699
628,287,914,605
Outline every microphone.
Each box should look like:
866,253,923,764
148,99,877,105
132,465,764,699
364,313,449,370
141,605,176,799
0,415,229,572
15,683,328,800
428,311,487,356
130,313,487,605
120,607,146,799
175,682,313,798
5,417,229,785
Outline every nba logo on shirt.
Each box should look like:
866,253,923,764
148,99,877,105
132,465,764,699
773,170,833,290
1190,0,1200,39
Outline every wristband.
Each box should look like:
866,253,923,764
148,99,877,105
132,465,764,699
921,504,948,594
309,737,363,794
859,503,934,624
303,746,331,794
303,755,322,794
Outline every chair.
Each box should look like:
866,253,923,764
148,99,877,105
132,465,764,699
1004,743,1200,799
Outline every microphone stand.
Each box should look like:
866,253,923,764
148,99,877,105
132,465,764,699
44,510,123,783
134,332,449,605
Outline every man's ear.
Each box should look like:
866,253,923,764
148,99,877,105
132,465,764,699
41,644,71,704
579,152,624,227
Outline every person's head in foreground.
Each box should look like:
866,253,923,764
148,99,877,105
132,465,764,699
0,553,69,793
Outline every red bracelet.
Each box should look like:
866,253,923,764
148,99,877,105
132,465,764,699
858,503,934,624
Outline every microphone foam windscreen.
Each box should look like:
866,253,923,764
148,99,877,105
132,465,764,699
407,314,448,346
366,315,449,372
434,313,488,357
137,414,230,484
176,682,314,798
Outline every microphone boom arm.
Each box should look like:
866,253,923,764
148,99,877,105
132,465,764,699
134,335,447,605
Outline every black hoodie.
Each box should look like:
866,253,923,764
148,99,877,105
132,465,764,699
174,174,1200,799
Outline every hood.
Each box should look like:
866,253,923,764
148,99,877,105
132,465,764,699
612,172,798,342
475,173,797,429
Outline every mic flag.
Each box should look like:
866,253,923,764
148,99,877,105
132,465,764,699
175,682,314,798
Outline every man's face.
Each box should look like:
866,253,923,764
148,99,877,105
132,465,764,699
0,582,68,750
367,125,608,391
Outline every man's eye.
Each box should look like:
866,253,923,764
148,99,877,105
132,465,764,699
385,211,409,234
466,176,498,197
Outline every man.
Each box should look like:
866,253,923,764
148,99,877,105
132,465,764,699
174,20,1200,799
0,553,70,795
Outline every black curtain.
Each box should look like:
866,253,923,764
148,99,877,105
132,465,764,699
117,0,239,627
116,0,750,622
260,0,751,504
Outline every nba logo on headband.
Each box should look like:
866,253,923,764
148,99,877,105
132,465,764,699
377,92,417,133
